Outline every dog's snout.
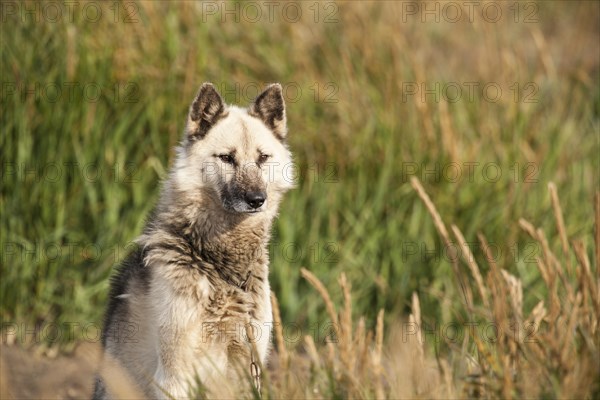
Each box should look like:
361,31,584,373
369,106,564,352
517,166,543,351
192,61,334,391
245,191,266,209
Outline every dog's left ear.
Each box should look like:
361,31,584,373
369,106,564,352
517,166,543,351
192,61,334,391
187,83,226,140
249,83,287,141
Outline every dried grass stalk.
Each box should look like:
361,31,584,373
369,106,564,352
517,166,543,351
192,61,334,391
452,224,490,309
411,177,474,311
301,268,339,326
410,177,451,243
573,240,599,319
518,218,538,239
373,309,385,400
304,335,321,369
270,291,289,370
549,182,571,274
338,273,353,372
410,292,424,368
500,269,523,323
595,192,600,271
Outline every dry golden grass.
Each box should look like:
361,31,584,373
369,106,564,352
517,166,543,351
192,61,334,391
261,179,599,399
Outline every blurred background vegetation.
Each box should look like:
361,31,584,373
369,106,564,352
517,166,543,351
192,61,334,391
1,1,598,345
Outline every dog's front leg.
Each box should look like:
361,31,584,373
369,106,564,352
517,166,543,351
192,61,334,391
148,274,200,399
152,318,192,398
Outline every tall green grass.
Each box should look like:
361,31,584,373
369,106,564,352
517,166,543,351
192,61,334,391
1,1,598,344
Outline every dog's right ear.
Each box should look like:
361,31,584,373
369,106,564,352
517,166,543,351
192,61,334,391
186,83,226,140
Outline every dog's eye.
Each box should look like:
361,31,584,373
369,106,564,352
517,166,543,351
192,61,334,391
258,154,270,163
218,154,234,164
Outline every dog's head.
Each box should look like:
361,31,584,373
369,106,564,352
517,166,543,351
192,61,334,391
174,83,294,214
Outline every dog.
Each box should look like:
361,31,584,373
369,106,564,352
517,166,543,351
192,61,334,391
93,83,293,399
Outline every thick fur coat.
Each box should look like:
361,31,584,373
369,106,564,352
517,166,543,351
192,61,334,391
93,83,293,399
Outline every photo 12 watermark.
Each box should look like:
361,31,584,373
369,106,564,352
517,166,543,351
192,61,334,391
2,161,141,185
401,81,539,104
1,81,140,103
0,1,341,24
401,240,542,265
398,1,539,24
1,160,339,185
198,1,339,24
402,320,540,344
1,1,140,24
208,81,339,104
1,239,340,266
400,162,539,184
0,319,541,346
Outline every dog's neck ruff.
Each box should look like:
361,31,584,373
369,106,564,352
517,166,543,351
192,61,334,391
140,190,274,290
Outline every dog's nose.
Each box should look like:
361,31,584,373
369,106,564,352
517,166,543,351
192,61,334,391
245,191,266,209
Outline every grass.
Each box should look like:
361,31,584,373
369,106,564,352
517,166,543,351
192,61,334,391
1,1,599,398
258,182,599,398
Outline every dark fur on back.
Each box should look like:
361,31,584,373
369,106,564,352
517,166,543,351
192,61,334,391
92,247,150,399
100,246,150,346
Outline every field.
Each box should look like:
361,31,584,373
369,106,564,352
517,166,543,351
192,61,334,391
1,1,599,398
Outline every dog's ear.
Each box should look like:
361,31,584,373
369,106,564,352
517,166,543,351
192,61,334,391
249,83,287,141
187,83,226,140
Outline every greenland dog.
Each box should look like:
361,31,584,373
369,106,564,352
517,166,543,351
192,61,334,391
93,83,293,399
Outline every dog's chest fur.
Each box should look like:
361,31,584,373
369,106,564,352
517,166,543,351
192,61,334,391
143,208,273,363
